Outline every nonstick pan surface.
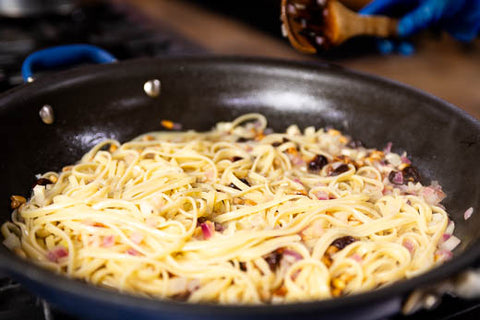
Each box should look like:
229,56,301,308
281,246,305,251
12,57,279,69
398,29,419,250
0,57,479,320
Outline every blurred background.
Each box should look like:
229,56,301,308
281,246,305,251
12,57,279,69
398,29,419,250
0,0,478,319
0,0,477,117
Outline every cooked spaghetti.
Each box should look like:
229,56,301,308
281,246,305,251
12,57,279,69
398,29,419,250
1,113,460,303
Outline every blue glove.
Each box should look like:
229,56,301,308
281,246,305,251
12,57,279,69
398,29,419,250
360,0,480,55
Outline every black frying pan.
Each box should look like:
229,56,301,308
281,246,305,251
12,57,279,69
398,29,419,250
0,46,479,320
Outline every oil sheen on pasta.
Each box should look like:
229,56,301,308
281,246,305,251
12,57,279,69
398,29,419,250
1,114,459,304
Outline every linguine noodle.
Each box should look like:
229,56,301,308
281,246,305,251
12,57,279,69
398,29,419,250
1,113,459,303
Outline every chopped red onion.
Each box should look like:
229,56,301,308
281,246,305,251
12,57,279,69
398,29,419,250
464,207,474,220
292,177,303,185
382,187,392,196
201,222,214,240
314,190,329,200
130,232,144,244
384,142,393,153
442,234,451,242
440,235,461,252
350,253,362,262
289,154,305,166
421,186,445,205
401,156,411,164
445,220,455,235
386,153,401,166
205,170,215,181
436,249,453,260
402,239,415,254
102,235,115,248
47,246,68,262
283,249,302,261
126,248,141,256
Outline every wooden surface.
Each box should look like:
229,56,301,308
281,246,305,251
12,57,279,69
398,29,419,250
122,0,480,119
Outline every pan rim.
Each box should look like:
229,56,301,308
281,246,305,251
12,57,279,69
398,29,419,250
0,55,479,315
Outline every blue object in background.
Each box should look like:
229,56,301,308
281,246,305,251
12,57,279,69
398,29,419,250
22,44,117,83
360,0,480,55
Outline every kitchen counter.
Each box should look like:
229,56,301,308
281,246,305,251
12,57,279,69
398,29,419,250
121,0,480,119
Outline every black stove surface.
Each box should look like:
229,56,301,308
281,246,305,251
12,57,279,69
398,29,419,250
0,0,204,91
0,1,478,319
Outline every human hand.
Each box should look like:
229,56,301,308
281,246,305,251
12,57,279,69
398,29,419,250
359,0,480,55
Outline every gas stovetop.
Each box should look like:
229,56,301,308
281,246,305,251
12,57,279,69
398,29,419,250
0,1,204,91
0,1,478,319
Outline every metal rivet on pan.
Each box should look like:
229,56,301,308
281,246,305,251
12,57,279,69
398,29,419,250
143,79,161,98
39,105,54,124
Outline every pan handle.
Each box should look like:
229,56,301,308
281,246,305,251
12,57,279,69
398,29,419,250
21,44,117,83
